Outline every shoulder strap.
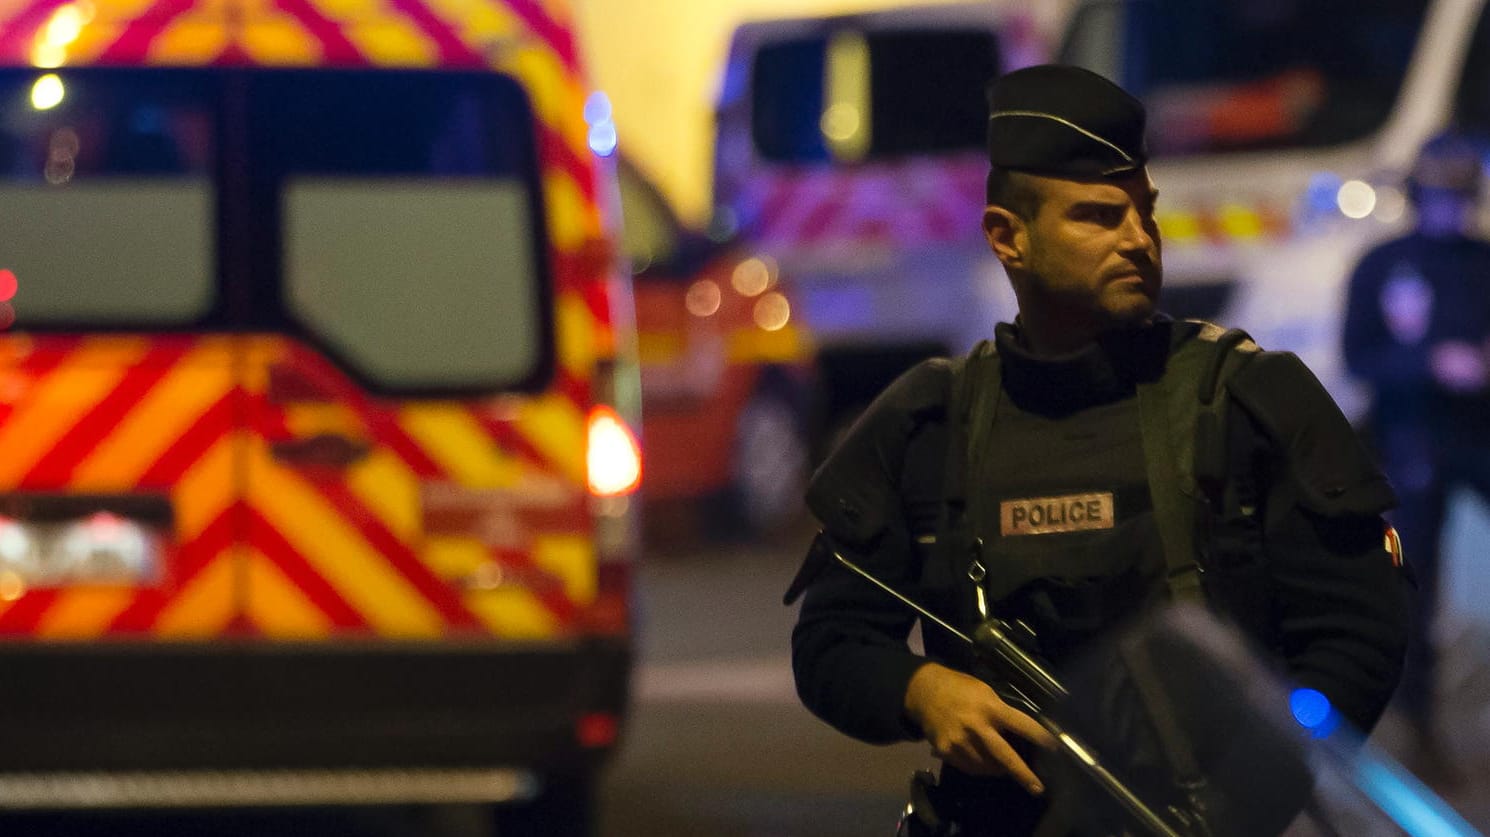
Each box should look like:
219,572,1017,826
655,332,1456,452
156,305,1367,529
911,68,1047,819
1138,322,1258,604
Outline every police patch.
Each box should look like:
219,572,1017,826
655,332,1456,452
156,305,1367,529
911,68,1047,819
1384,524,1405,568
1001,492,1115,536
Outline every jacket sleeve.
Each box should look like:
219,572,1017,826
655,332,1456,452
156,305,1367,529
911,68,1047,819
1229,352,1412,733
789,360,951,745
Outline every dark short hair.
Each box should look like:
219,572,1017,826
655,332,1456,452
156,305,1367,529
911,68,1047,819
985,167,1041,219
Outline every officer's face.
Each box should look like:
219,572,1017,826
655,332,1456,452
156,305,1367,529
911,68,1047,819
989,170,1163,332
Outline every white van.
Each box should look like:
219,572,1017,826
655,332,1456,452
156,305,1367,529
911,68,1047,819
1058,0,1490,421
712,3,1045,446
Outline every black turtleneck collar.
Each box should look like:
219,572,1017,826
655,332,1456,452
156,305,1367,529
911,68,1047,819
994,316,1172,415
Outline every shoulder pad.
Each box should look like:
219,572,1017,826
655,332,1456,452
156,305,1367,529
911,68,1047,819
1227,351,1396,516
805,358,954,547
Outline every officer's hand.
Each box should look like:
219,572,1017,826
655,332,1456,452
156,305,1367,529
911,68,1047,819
903,662,1055,795
1430,340,1489,392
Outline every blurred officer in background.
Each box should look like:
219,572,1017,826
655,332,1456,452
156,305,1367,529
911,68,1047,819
1342,129,1490,766
786,65,1411,836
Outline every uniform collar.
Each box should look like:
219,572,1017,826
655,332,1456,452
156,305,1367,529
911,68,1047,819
995,317,1170,415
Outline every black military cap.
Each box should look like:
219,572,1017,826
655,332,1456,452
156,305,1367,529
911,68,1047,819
986,64,1147,178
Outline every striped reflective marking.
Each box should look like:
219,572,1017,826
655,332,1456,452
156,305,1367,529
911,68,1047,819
398,405,522,490
0,339,151,486
244,548,336,638
36,588,138,639
70,343,235,490
173,433,239,542
243,507,366,632
249,456,446,637
531,533,594,604
556,294,600,381
465,588,558,638
21,343,191,489
152,552,238,638
345,449,422,543
512,395,585,487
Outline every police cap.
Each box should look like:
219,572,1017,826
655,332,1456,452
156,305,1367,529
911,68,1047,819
986,64,1148,178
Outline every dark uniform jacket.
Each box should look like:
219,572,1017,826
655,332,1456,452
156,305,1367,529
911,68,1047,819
790,317,1411,833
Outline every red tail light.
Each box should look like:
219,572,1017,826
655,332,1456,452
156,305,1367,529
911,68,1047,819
586,406,641,497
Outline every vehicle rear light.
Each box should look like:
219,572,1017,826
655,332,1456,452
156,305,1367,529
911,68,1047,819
0,512,161,588
586,406,641,497
576,711,620,749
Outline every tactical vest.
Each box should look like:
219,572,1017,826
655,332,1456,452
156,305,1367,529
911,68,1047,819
932,320,1266,645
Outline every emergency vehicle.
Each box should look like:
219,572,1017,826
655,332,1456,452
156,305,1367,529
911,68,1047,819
711,2,1044,449
1058,0,1490,422
620,159,814,541
0,0,640,830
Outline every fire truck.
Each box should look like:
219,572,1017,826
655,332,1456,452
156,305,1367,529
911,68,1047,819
0,0,640,831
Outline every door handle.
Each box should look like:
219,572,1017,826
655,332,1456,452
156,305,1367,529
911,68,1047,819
269,433,371,469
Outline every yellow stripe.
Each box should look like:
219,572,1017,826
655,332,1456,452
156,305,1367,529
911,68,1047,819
154,555,238,638
465,588,558,638
422,0,520,44
241,18,324,65
399,405,522,489
345,449,422,543
543,169,599,252
250,449,444,637
556,293,598,381
424,535,490,581
725,324,810,365
72,341,235,490
245,550,334,638
531,533,594,604
513,394,586,487
148,18,231,64
174,434,239,543
35,587,137,639
345,20,438,65
0,339,151,487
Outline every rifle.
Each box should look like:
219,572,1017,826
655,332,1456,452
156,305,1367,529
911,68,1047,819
817,541,1209,837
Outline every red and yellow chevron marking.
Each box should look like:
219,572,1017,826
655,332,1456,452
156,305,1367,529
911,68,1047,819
0,334,599,642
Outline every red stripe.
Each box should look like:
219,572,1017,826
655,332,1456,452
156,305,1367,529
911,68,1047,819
0,589,59,634
108,502,239,632
488,546,578,624
270,0,370,65
244,506,367,630
0,339,75,439
20,345,191,489
308,480,482,630
97,0,198,63
385,0,482,66
502,0,577,71
0,0,68,60
135,390,237,488
538,123,595,204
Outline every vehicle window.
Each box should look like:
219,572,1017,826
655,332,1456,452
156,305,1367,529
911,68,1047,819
0,69,215,326
258,70,551,394
1453,1,1490,134
751,28,999,163
1062,0,1426,156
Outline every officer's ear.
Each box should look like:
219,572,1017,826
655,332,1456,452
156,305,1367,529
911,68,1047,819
983,204,1028,269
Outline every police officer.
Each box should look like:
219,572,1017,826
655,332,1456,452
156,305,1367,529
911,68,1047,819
787,65,1411,836
1342,129,1490,764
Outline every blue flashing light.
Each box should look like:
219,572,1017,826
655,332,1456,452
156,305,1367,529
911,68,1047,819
1290,688,1333,730
589,121,618,157
583,91,612,126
